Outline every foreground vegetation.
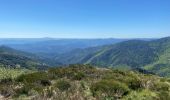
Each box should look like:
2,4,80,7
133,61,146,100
0,64,170,100
0,67,33,80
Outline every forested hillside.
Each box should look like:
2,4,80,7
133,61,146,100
0,46,48,70
55,37,170,77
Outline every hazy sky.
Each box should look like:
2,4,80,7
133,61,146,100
0,0,170,38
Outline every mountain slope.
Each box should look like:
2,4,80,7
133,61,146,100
56,40,159,67
85,40,159,67
56,37,170,76
144,37,170,77
0,46,48,69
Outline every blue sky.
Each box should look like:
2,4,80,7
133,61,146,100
0,0,170,38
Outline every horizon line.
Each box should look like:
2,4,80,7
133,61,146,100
0,37,165,39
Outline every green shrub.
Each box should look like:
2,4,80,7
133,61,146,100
14,83,45,97
0,78,13,85
48,67,74,79
14,85,30,97
158,91,170,100
54,80,71,91
48,64,96,79
91,80,129,98
16,72,49,84
40,80,51,86
72,72,86,80
154,82,170,91
127,77,142,90
32,85,44,94
123,89,158,100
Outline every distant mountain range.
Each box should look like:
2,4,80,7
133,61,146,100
2,37,170,77
0,38,153,58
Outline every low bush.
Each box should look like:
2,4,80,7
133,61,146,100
91,79,129,99
14,85,30,97
127,77,142,90
154,82,170,91
0,78,13,85
16,72,49,84
40,80,51,86
158,91,170,100
54,80,71,91
72,72,86,80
